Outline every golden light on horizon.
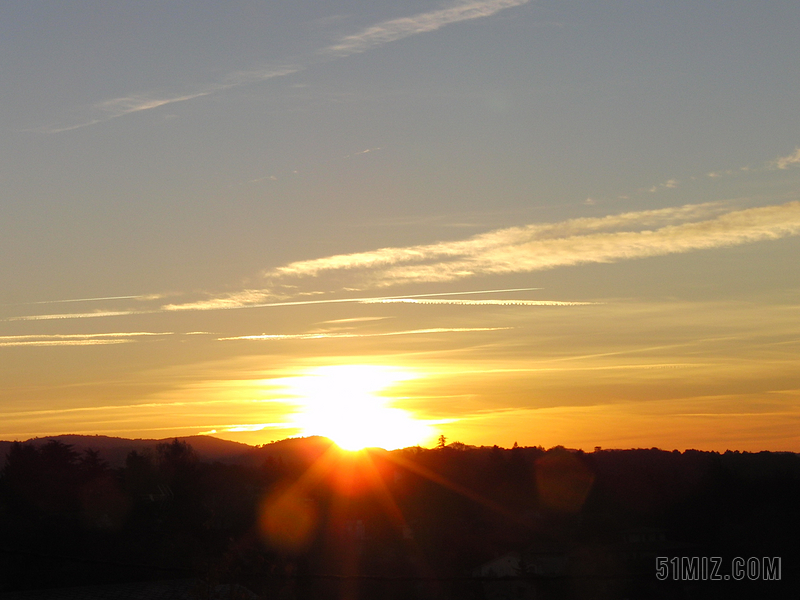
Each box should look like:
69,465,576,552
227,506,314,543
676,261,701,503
282,365,435,451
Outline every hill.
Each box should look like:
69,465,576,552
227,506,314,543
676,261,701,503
0,434,255,468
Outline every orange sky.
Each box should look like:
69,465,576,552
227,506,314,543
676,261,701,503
2,1,800,451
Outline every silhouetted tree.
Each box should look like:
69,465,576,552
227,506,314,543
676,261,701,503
157,438,198,475
1,440,82,518
1,442,41,515
79,447,109,480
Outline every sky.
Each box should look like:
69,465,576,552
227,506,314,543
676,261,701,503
2,0,800,451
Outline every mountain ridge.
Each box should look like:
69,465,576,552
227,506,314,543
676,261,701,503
0,433,317,468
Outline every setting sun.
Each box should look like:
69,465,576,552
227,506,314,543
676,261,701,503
282,365,434,451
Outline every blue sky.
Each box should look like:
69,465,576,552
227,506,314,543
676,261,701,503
2,1,800,450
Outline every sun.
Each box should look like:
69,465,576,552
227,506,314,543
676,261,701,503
283,365,434,451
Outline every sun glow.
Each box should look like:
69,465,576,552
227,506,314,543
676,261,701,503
284,365,433,451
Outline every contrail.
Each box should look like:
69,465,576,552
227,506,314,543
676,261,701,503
5,288,546,322
2,294,155,307
219,326,511,342
164,286,543,312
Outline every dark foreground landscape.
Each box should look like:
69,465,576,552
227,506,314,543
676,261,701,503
1,435,798,599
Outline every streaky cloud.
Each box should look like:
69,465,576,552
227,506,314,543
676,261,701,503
39,0,524,133
1,294,163,306
5,287,543,322
773,148,800,170
3,310,153,322
320,316,390,324
0,332,169,340
163,289,279,312
365,299,595,306
162,286,542,312
322,0,530,57
271,201,800,286
34,92,212,133
94,91,213,117
215,423,294,433
0,340,129,348
0,397,264,419
219,327,510,342
272,202,729,278
0,332,172,347
38,66,300,133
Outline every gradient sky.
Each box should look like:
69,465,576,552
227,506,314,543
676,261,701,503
2,0,800,450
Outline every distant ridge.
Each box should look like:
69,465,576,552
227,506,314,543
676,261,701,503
0,433,349,470
0,434,259,468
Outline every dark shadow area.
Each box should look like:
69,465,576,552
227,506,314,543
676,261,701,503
1,437,798,599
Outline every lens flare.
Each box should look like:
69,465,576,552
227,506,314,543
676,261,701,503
259,489,318,552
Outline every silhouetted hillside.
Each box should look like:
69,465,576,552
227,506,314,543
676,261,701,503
1,438,798,599
0,434,255,469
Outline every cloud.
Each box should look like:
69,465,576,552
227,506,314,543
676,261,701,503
7,293,165,306
322,0,530,57
365,299,594,306
3,310,151,322
0,339,130,347
94,92,213,118
707,170,735,178
221,66,302,87
773,148,800,170
271,202,728,276
6,287,547,322
0,397,259,420
163,289,279,312
36,92,211,133
219,327,510,342
213,423,293,433
39,67,300,133
162,286,542,312
270,201,800,287
40,0,525,133
321,316,390,324
0,332,170,347
644,178,678,193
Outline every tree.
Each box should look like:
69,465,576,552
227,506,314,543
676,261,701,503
437,434,447,449
80,448,109,480
156,438,198,475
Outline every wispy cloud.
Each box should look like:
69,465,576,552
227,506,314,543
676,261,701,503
40,0,526,133
0,397,265,420
0,332,171,347
4,287,547,322
94,91,213,117
3,310,152,322
0,339,130,348
365,299,595,306
320,316,390,324
203,423,294,434
162,286,542,312
219,327,510,342
704,146,800,176
321,0,530,57
2,294,163,306
644,178,679,193
38,67,299,133
268,201,800,287
163,289,279,312
273,202,729,278
773,148,800,170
